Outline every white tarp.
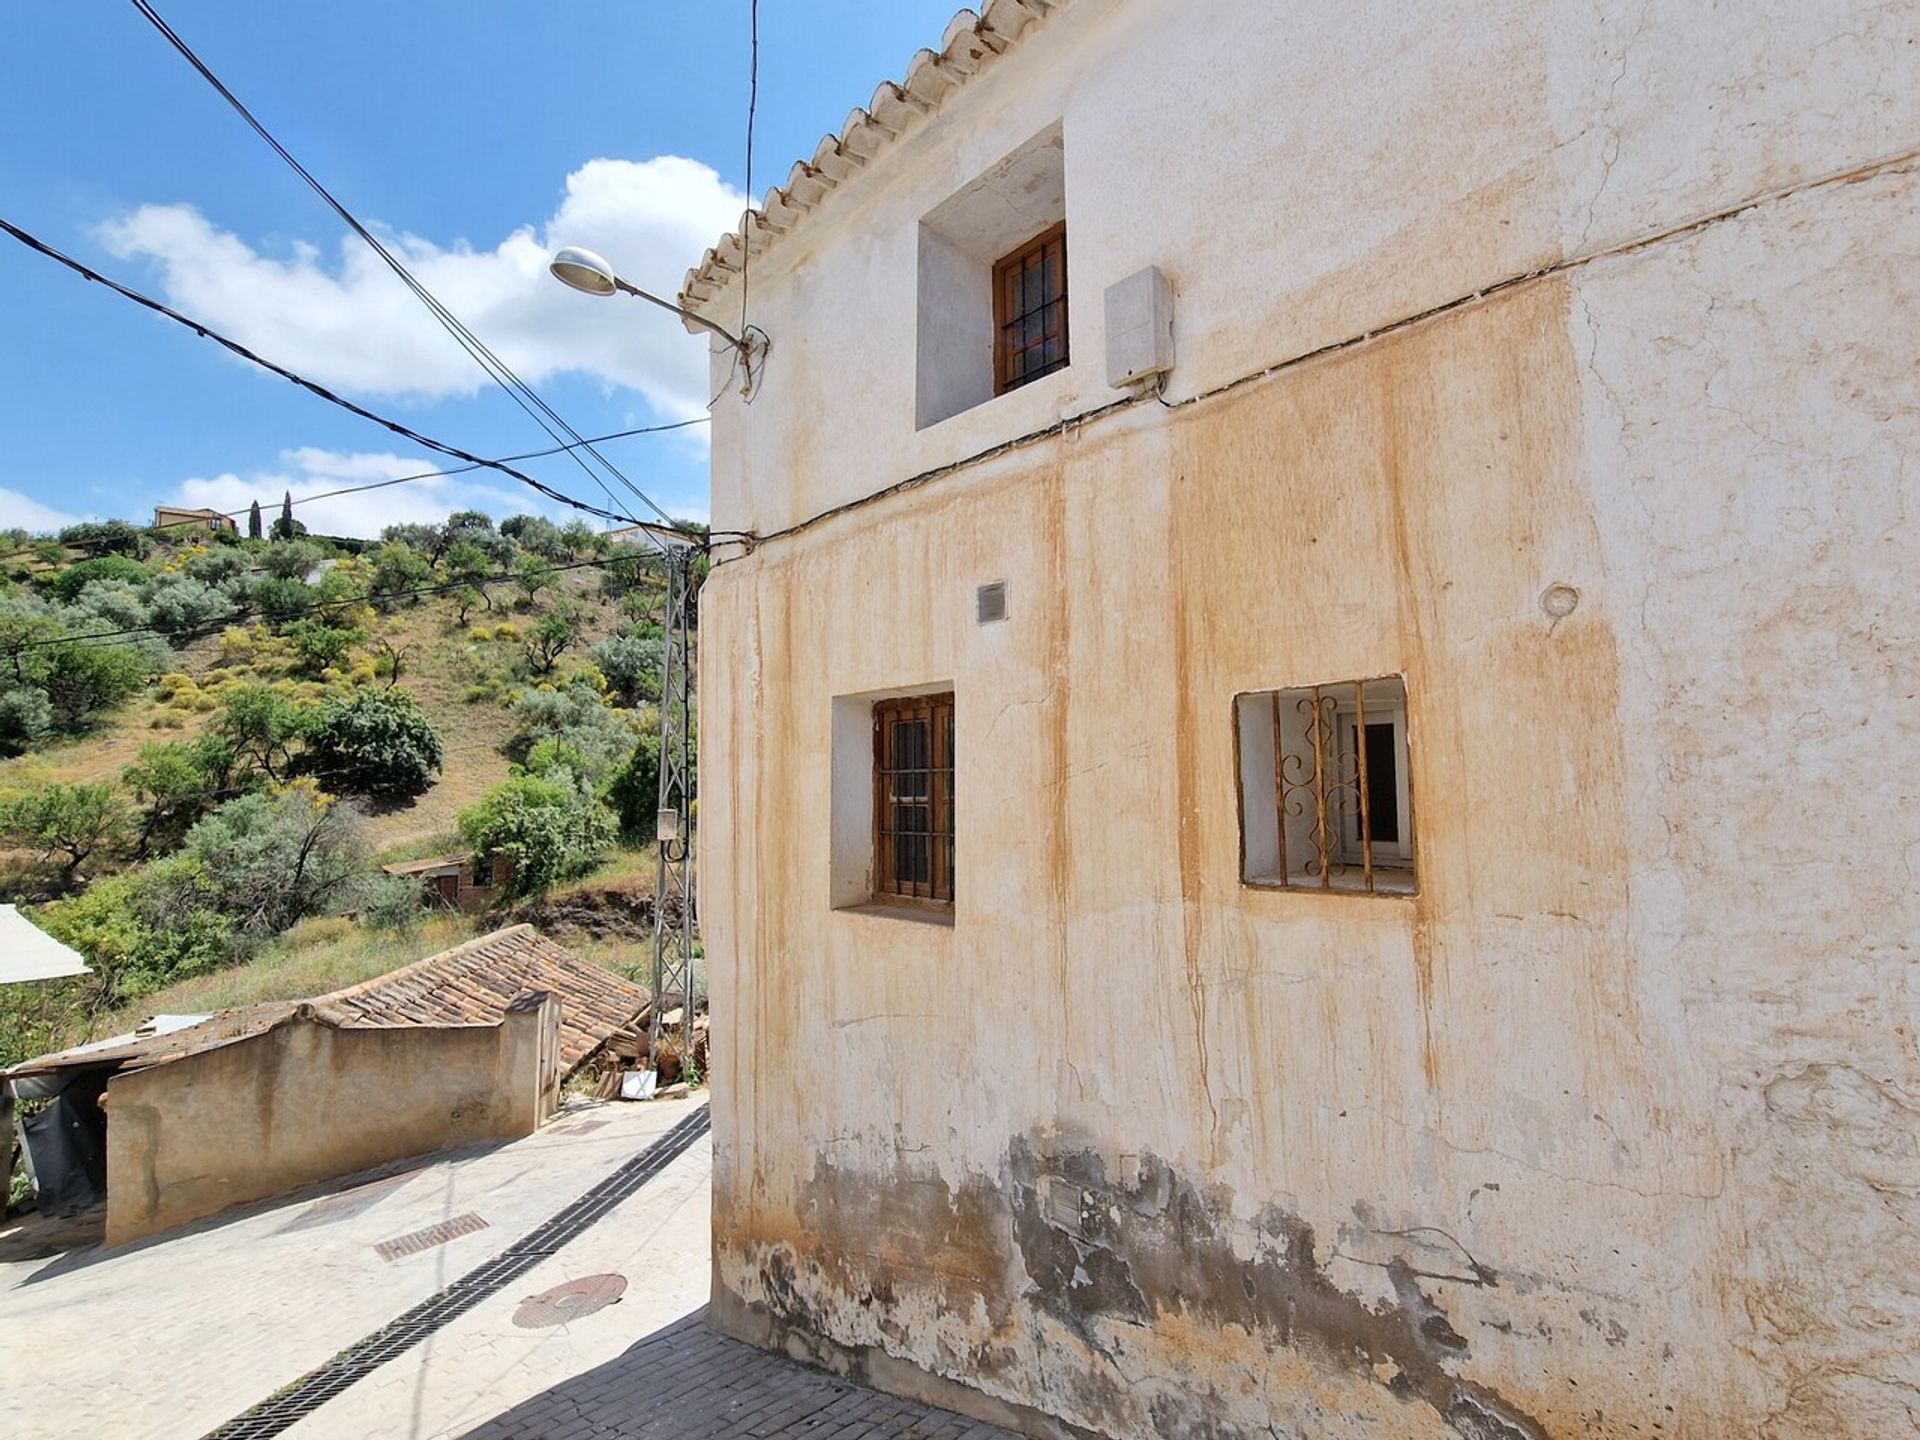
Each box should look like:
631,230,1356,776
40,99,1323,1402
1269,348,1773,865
0,904,91,984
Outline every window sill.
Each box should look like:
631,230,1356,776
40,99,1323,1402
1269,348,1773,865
1243,870,1417,898
834,901,956,928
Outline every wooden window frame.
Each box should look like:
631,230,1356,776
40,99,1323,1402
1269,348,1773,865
992,222,1069,396
872,694,955,909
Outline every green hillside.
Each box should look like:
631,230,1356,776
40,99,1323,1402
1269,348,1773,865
0,512,685,1070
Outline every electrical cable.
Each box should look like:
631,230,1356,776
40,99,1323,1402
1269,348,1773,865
0,216,698,536
127,0,685,539
741,0,759,341
0,419,710,567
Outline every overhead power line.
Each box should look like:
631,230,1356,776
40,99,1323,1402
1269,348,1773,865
0,216,707,539
128,0,682,532
0,419,710,566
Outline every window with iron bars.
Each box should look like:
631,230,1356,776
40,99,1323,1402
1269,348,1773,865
993,222,1068,395
873,693,955,907
1234,676,1416,895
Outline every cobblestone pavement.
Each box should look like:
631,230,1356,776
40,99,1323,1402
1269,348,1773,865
461,1310,1022,1440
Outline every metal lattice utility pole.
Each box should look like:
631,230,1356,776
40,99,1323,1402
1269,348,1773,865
651,539,697,1080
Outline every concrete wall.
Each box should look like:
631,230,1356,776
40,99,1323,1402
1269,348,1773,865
694,2,1920,1437
104,1001,557,1246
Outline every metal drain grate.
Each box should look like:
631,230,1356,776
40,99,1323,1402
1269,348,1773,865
201,1105,711,1440
374,1212,489,1261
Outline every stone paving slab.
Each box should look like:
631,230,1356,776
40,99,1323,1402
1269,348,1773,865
278,1124,715,1440
0,1098,701,1440
459,1311,1023,1440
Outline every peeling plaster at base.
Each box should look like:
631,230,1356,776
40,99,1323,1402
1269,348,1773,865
720,1134,1551,1440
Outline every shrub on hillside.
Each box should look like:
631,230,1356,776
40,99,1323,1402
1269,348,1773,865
590,630,664,706
604,729,665,844
458,773,613,899
285,617,364,677
160,786,368,937
186,547,252,585
508,682,635,783
34,873,235,1012
0,780,133,884
250,576,313,625
148,577,231,638
301,687,442,799
57,520,146,559
218,683,310,781
0,686,52,755
357,871,423,932
66,579,151,632
47,553,149,603
41,641,155,730
368,541,431,607
260,539,324,581
122,735,244,856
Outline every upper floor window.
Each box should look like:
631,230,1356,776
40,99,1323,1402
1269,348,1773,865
916,123,1066,429
994,223,1068,395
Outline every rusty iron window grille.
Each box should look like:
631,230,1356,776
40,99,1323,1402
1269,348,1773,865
993,222,1068,395
873,693,955,907
1236,676,1416,896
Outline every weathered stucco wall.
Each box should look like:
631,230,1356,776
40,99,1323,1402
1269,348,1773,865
696,3,1920,1437
695,0,1919,540
104,1002,555,1246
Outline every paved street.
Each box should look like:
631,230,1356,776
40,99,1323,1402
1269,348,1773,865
464,1310,1019,1440
0,1095,1022,1440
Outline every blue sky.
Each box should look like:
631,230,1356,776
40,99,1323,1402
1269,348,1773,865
0,1,957,535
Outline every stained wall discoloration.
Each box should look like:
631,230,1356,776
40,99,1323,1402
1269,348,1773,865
697,4,1920,1436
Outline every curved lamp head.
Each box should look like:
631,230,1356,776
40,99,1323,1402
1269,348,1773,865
549,246,619,298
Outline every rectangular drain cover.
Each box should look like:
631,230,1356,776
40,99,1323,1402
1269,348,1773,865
375,1213,488,1262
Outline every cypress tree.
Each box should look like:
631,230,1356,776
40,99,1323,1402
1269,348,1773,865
280,491,294,535
247,498,262,540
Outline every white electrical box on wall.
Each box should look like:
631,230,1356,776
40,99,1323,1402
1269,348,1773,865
1103,265,1174,389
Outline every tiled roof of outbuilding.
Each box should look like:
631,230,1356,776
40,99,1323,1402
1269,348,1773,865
677,0,1070,319
5,926,648,1082
311,925,648,1073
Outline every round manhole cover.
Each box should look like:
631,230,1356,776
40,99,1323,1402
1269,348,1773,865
513,1273,628,1328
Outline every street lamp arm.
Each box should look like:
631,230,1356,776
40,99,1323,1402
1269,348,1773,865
610,276,746,349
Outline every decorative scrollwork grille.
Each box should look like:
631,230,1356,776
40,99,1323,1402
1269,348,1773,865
1240,676,1415,896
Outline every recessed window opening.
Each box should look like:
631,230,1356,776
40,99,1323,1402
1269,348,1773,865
994,223,1068,394
874,693,955,906
1235,676,1416,896
916,122,1066,429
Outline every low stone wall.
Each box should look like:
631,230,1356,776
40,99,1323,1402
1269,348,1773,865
104,999,557,1246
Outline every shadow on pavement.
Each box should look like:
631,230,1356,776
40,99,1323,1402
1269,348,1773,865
7,1135,515,1287
459,1307,1018,1440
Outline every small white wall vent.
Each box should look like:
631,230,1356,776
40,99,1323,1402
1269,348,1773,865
976,581,1008,624
1104,265,1174,389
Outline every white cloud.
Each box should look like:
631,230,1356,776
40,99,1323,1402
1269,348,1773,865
97,157,744,417
0,487,83,533
172,448,556,540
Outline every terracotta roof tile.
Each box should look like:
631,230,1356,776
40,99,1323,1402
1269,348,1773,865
678,0,1070,321
5,926,648,1082
309,925,647,1074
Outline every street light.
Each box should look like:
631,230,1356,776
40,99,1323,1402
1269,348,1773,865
548,245,767,394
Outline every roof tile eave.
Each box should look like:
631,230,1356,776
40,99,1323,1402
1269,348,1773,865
676,0,1069,320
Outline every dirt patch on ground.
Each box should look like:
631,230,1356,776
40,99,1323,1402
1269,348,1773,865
509,888,686,940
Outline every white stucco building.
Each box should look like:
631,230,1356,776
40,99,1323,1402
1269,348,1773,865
682,2,1920,1436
